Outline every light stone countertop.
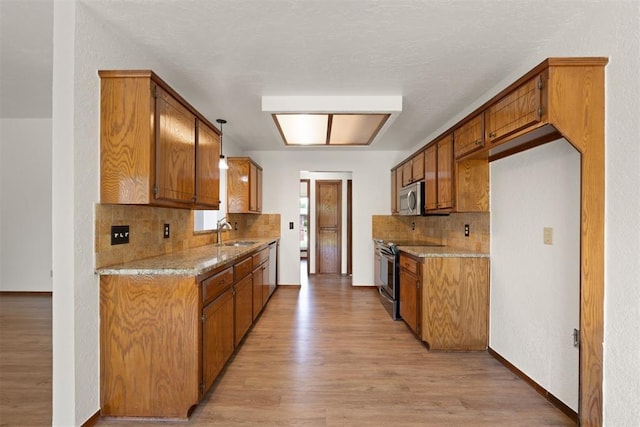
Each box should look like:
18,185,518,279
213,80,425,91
95,237,279,276
397,245,489,258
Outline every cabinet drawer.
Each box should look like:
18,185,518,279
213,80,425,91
454,113,484,159
399,253,420,275
202,267,233,305
234,256,253,281
252,248,268,266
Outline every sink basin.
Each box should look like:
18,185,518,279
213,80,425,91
222,241,257,247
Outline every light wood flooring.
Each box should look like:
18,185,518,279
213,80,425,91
0,273,574,426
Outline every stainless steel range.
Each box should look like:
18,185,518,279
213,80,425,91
374,239,400,319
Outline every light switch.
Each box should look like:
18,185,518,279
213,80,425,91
543,227,553,245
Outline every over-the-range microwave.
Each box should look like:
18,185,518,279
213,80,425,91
398,181,424,216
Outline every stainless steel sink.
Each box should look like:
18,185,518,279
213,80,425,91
222,241,257,247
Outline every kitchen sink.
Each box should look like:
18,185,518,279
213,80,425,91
222,241,257,247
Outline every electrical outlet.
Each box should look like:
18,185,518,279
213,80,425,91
544,227,553,245
111,225,130,245
464,224,470,237
164,223,170,238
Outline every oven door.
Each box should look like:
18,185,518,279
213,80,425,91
375,247,400,319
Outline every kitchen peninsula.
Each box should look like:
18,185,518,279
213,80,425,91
96,238,278,419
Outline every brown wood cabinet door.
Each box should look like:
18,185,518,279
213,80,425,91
234,275,253,345
154,86,196,203
195,121,220,208
252,266,263,320
486,74,544,143
412,151,425,182
257,167,263,212
262,262,269,306
316,180,341,274
425,144,437,211
436,135,454,210
227,158,249,213
402,162,412,186
390,169,398,214
249,162,258,212
454,113,484,159
202,288,234,392
399,269,419,335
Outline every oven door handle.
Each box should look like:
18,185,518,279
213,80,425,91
378,287,394,303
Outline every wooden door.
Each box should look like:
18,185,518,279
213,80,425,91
316,180,342,274
154,86,196,203
202,289,234,392
234,275,253,345
399,269,419,335
249,162,258,212
436,135,454,210
252,265,263,320
195,121,220,208
425,144,437,211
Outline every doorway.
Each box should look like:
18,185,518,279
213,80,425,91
300,179,310,278
316,180,342,274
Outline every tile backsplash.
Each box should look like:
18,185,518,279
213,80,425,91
372,212,489,252
95,204,280,269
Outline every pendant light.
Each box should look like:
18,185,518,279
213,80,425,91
216,118,228,170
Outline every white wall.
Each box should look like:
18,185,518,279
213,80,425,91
52,2,181,424
247,150,403,286
416,4,640,423
0,119,52,291
490,140,580,410
300,171,352,275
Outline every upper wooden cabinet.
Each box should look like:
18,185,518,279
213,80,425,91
453,113,484,160
485,73,546,145
227,157,263,214
390,169,398,214
400,151,425,187
194,121,221,209
99,70,221,209
424,134,454,213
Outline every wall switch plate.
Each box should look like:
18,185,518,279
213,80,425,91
464,224,470,237
289,221,294,230
164,223,170,238
111,225,130,245
543,227,553,245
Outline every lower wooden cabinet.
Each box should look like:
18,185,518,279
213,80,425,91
202,288,234,392
234,274,253,345
398,252,489,351
99,243,277,419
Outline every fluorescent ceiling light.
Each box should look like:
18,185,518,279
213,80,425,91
262,96,402,147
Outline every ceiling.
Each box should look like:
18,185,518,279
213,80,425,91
1,0,593,151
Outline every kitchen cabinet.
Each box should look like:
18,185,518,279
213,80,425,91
227,157,263,214
422,257,489,350
202,287,234,393
251,247,269,319
390,169,398,214
454,113,484,160
424,134,454,213
399,253,421,336
99,243,277,419
400,151,425,187
98,70,221,209
194,120,221,208
485,73,547,146
398,252,489,351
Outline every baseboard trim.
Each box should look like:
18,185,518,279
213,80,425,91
0,291,52,296
81,410,100,427
277,284,302,289
487,347,578,423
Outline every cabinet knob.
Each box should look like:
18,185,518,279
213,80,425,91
488,131,496,138
475,139,482,146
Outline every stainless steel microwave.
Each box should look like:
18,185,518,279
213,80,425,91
399,181,424,216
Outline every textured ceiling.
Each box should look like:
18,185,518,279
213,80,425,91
2,0,593,151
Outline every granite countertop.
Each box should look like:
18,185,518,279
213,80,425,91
397,245,489,258
95,237,278,276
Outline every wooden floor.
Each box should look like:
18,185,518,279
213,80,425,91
0,273,574,426
0,293,52,427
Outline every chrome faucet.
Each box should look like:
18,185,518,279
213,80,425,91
216,216,232,244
